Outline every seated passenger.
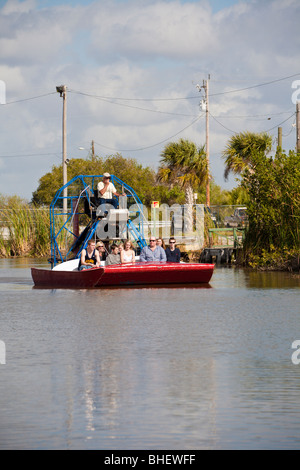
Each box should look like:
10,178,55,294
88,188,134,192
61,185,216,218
78,239,101,270
96,241,106,261
165,238,181,263
120,240,135,264
156,237,166,249
140,237,167,262
106,244,121,266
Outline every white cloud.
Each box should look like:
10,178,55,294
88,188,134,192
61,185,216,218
0,0,299,199
88,1,218,61
2,0,37,14
0,2,84,65
0,65,25,92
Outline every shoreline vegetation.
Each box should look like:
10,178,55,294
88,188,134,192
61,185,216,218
0,197,50,258
1,141,299,273
0,196,299,272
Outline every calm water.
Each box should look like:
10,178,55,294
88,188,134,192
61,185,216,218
0,258,299,450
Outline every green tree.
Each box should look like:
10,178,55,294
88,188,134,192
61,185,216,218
242,149,300,268
102,154,159,206
196,179,233,205
222,131,272,180
157,139,208,232
32,154,164,207
227,185,249,206
32,157,104,205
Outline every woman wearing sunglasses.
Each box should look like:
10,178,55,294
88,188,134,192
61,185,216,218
96,241,106,261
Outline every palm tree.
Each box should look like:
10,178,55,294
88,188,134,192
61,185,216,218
222,131,272,180
158,139,208,233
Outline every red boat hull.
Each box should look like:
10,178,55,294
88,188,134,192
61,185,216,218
31,262,214,289
31,266,103,289
96,262,214,287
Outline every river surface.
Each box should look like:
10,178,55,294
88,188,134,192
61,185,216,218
0,258,299,450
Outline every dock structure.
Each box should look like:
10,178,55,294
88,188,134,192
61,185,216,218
200,227,246,264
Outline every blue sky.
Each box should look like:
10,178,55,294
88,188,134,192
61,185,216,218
35,0,240,10
0,0,299,200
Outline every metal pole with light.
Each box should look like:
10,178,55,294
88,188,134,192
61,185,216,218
205,76,210,207
78,140,95,161
197,75,210,207
56,85,68,216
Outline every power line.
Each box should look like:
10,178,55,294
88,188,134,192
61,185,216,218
0,73,297,159
93,114,204,152
209,112,237,134
209,73,300,97
1,92,57,106
265,113,295,132
69,73,300,102
69,88,195,103
210,109,294,119
209,111,295,135
68,90,198,117
0,152,60,158
282,122,295,137
0,72,298,108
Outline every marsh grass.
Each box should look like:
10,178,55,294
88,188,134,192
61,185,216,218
0,195,61,257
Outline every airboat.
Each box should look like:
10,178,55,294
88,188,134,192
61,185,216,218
31,174,214,288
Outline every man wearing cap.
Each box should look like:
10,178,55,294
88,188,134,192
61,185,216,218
97,173,124,214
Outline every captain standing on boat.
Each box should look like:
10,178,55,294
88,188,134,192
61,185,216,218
140,237,167,262
97,173,125,213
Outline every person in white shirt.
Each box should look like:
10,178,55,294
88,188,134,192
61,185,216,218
120,240,135,264
97,173,125,214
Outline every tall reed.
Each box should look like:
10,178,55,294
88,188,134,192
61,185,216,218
0,196,50,257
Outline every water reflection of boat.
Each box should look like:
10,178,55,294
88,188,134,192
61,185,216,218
31,260,214,289
31,173,214,289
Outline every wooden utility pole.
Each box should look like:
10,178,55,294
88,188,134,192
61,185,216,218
91,140,95,161
296,101,300,153
203,75,210,207
278,127,282,152
56,85,68,216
